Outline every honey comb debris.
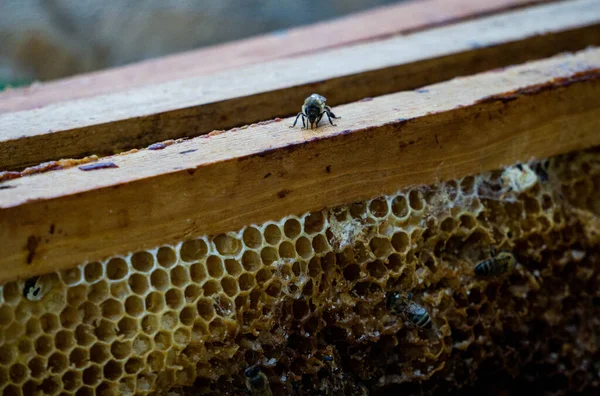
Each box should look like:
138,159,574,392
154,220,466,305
0,149,599,395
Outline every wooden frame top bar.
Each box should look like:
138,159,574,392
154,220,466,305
1,0,598,171
0,0,552,114
1,48,599,284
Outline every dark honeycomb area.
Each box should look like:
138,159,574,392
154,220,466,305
0,149,598,395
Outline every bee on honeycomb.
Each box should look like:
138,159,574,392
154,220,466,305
386,291,432,328
474,249,516,277
290,93,340,129
244,366,273,396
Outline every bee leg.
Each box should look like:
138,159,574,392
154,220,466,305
316,113,324,128
322,110,337,126
290,112,305,128
325,106,341,119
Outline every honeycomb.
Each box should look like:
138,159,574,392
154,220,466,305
0,148,599,396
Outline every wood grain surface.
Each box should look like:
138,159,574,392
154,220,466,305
1,48,599,284
1,0,597,170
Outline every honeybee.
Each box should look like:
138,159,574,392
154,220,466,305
474,249,516,277
245,366,273,396
386,292,432,328
23,276,51,301
290,94,340,129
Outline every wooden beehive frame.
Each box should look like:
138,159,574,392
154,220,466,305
1,0,599,285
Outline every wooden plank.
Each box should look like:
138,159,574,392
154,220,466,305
0,0,552,114
0,0,597,171
1,48,599,284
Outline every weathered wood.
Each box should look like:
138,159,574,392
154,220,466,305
1,48,599,284
0,0,552,114
1,0,598,170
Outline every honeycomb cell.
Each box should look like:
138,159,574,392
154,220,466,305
165,289,184,310
17,338,32,355
459,214,477,230
100,298,123,321
312,234,330,254
408,189,424,211
460,176,476,195
110,281,129,299
369,198,389,218
106,258,128,280
264,224,282,245
392,195,409,218
391,231,410,253
256,267,272,285
370,237,392,258
117,317,138,339
141,314,159,335
304,212,326,234
125,295,144,317
243,226,263,249
55,329,76,351
62,370,82,391
179,306,196,326
61,267,83,285
180,238,208,262
95,319,117,342
239,273,256,291
84,262,103,283
174,328,191,345
157,246,177,268
2,282,20,305
0,304,14,325
82,365,102,386
146,292,165,313
296,237,313,259
35,334,53,356
170,265,189,287
48,351,68,373
131,251,154,272
69,347,89,368
284,218,302,239
9,362,27,383
221,276,239,297
150,269,170,291
202,279,220,296
133,334,152,355
279,241,296,259
28,356,46,378
88,280,110,303
154,331,172,350
190,263,207,283
242,250,261,272
196,299,215,321
213,234,242,256
260,247,278,265
110,340,132,360
207,256,225,278
128,273,150,295
184,284,202,303
160,311,178,330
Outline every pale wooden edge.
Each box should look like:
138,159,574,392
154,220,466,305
1,48,599,284
0,0,552,114
1,0,598,171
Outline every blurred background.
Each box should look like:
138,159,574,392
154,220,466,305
0,0,405,88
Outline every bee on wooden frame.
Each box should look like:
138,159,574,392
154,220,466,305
244,365,273,396
290,94,340,129
474,248,516,277
386,291,432,328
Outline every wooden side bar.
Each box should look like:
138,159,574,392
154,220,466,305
0,0,597,170
1,48,599,283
